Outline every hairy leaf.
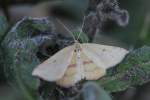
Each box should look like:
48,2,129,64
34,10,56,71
0,16,8,43
98,46,150,92
0,16,8,82
2,17,54,100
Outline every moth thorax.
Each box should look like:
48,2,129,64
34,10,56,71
74,42,81,52
74,42,85,79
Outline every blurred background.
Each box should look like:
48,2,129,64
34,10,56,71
0,0,150,100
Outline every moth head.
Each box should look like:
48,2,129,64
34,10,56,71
74,41,81,52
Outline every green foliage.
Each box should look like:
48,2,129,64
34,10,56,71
1,17,53,100
98,46,150,92
0,16,8,42
72,32,89,43
0,47,5,82
1,16,150,100
82,82,112,100
0,16,8,82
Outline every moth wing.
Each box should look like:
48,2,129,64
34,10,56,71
82,43,129,69
56,66,79,87
80,51,106,80
32,45,74,81
56,52,82,87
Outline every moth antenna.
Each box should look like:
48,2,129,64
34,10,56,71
56,18,76,42
77,16,88,43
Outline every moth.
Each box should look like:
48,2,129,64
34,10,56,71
32,19,129,88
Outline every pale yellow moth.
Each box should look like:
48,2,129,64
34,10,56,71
32,19,129,88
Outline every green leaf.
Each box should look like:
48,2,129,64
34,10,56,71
0,47,5,81
72,32,89,43
0,16,8,43
0,16,8,82
82,82,112,100
1,17,53,100
98,46,150,92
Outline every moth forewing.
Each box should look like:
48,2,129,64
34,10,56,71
32,45,74,81
81,43,129,69
79,48,107,80
56,45,83,87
